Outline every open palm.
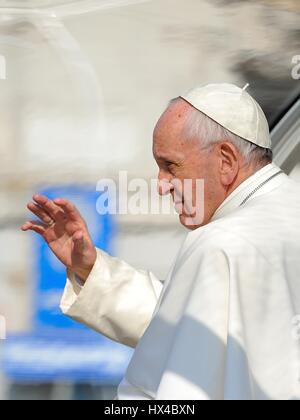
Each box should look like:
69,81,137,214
21,195,97,281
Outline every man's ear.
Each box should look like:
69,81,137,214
217,142,239,186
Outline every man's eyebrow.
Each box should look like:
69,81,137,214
155,155,184,166
154,151,184,161
154,154,179,163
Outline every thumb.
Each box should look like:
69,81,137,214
72,230,85,253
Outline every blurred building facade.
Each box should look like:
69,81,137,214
0,0,299,399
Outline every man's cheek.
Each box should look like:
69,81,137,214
185,180,205,226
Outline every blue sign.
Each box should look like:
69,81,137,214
34,186,115,330
3,330,133,384
2,185,133,384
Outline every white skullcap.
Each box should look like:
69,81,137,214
181,83,272,149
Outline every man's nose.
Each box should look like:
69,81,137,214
157,178,174,196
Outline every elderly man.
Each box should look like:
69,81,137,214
22,84,300,400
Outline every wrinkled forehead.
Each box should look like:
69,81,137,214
153,99,191,157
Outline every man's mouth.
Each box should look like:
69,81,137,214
174,201,185,215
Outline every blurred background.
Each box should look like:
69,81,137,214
0,0,299,400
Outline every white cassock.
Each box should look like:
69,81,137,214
60,163,300,400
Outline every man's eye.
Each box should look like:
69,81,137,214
166,161,175,169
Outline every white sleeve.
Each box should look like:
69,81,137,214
60,249,163,348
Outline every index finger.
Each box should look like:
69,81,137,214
33,194,66,222
53,198,82,221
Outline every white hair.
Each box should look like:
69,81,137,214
174,99,273,166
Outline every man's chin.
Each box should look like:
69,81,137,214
179,214,205,230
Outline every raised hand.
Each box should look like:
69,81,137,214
21,195,97,282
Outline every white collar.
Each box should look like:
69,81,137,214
211,163,286,222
